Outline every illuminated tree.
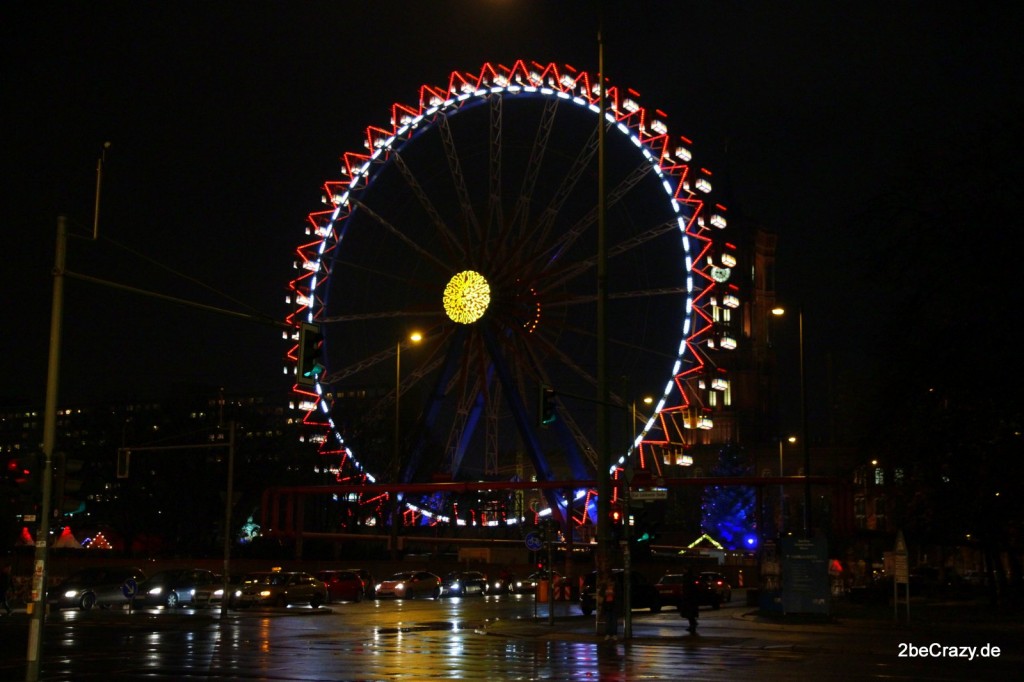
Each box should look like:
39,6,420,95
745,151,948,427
701,444,756,550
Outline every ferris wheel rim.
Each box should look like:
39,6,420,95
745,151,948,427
286,60,731,522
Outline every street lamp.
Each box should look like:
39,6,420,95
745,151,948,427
772,305,810,536
391,331,422,558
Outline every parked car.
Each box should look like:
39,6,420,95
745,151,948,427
49,566,147,611
136,568,219,608
374,571,442,599
193,574,242,608
316,570,367,603
233,571,327,608
339,567,376,598
698,571,732,607
441,570,489,597
580,569,662,616
510,570,561,594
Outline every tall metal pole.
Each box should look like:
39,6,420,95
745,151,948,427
390,341,401,559
595,1,613,634
623,404,634,639
26,216,67,681
220,421,235,617
778,438,784,536
799,306,810,536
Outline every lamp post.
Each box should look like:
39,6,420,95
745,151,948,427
621,395,652,640
772,305,810,536
778,436,796,535
390,331,422,559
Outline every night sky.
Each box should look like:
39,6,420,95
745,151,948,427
4,2,1022,443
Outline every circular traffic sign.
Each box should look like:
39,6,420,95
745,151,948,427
525,532,543,552
121,578,138,599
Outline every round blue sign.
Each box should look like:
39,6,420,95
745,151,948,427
525,532,543,552
121,578,138,599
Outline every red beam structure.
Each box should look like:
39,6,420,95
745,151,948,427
259,476,838,540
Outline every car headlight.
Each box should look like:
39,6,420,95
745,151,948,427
259,590,272,598
64,589,80,599
147,587,163,596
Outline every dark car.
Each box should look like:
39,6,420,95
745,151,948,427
316,570,367,603
654,573,689,608
233,571,327,608
490,570,516,594
579,569,662,616
193,574,243,608
137,568,219,608
49,566,147,611
442,570,489,597
510,570,561,594
374,571,442,599
339,567,376,598
697,571,732,607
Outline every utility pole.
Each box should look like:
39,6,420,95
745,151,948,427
26,216,67,681
595,0,613,634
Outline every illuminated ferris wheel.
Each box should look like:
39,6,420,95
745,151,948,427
286,60,738,529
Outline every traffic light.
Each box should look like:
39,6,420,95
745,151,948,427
3,457,19,486
297,322,325,386
55,452,86,515
538,385,557,427
609,503,623,542
9,453,38,492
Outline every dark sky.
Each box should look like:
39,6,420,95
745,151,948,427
3,1,1021,419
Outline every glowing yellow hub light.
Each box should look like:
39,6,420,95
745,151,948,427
443,270,491,324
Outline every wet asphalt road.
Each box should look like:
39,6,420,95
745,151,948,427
1,591,1020,680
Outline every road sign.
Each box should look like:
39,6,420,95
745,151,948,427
121,578,138,599
630,489,667,500
525,532,543,552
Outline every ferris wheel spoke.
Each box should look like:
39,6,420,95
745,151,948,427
486,95,503,249
437,113,483,261
539,160,655,273
504,157,653,289
391,151,467,263
506,97,558,246
542,287,687,308
522,122,600,259
534,218,681,294
349,198,453,275
321,309,442,323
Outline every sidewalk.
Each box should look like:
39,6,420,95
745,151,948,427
480,594,1023,643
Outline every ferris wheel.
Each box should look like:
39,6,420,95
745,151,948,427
286,60,738,529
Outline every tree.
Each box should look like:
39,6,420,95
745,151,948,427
701,444,756,550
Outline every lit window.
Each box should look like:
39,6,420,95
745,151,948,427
874,467,885,485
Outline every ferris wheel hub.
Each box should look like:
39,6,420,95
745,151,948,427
443,270,491,324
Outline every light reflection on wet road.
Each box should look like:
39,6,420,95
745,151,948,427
1,594,1019,680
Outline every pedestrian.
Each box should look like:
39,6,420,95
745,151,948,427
681,568,699,634
0,564,12,616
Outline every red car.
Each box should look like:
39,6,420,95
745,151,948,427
316,570,367,603
654,573,689,608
